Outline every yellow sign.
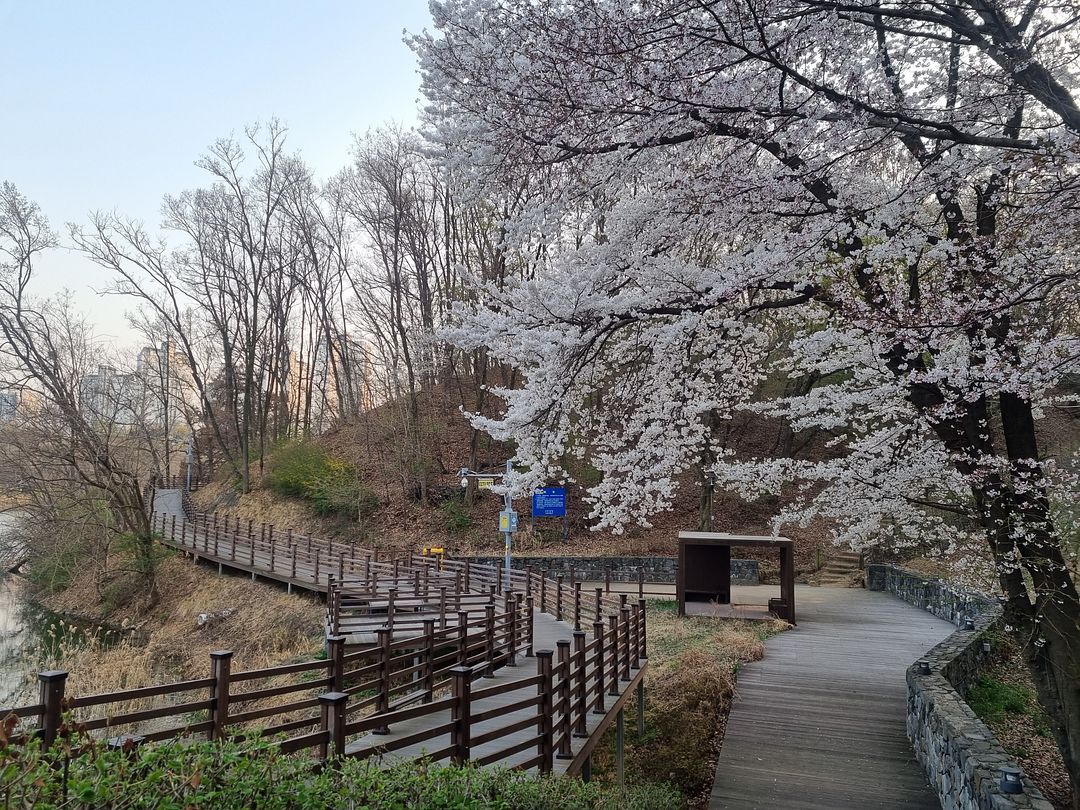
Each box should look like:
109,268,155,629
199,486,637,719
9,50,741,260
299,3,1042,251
477,477,496,490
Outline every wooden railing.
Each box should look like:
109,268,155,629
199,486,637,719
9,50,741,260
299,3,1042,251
1,504,647,777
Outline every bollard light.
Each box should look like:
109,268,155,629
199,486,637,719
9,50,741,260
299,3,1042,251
1000,767,1023,795
917,660,931,676
963,618,976,631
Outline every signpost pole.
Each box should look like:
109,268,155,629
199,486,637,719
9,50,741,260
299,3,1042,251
185,435,193,494
502,460,513,585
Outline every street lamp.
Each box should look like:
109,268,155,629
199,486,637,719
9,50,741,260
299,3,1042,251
185,435,193,493
459,460,517,583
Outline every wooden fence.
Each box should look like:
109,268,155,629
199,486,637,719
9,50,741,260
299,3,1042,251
2,506,648,777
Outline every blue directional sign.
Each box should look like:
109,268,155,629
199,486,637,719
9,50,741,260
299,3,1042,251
531,487,567,518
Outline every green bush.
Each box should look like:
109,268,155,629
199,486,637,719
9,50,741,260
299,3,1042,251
266,442,374,520
968,675,1032,723
266,442,335,499
440,497,473,535
0,736,681,809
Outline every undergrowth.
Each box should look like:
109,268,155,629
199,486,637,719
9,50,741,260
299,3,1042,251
265,441,377,520
968,674,1051,738
590,600,786,809
0,735,679,809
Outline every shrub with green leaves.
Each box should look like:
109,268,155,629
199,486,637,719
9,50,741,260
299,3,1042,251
0,736,681,809
440,497,473,535
265,442,375,520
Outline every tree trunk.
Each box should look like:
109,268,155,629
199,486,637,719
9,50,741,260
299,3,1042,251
996,392,1080,806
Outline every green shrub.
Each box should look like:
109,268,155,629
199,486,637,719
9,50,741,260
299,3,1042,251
0,736,681,809
440,497,473,535
266,442,374,520
968,675,1032,723
266,442,334,499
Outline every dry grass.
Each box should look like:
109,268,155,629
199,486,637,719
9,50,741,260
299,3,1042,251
16,555,325,737
590,600,787,808
971,646,1074,810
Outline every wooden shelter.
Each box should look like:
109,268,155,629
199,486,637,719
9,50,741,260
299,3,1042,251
676,532,796,623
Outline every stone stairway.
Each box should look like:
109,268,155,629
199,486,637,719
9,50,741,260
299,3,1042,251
812,549,863,587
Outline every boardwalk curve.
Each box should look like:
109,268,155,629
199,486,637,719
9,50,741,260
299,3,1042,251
145,487,645,775
709,586,954,810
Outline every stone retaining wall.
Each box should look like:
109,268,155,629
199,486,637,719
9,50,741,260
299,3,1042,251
867,564,1052,810
460,555,759,585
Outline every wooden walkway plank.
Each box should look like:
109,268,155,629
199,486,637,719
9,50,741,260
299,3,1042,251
709,586,953,810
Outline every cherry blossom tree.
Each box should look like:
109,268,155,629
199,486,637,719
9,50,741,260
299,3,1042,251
414,0,1080,798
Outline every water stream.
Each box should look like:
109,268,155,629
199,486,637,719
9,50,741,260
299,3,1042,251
0,510,96,707
0,572,33,705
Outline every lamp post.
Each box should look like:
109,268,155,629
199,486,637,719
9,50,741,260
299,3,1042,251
185,435,193,493
459,461,517,584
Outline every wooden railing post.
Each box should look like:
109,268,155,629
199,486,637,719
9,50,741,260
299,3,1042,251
607,613,619,697
593,619,606,714
332,586,342,635
573,630,587,737
387,587,397,627
269,535,275,572
556,574,565,621
458,610,470,665
638,566,645,600
526,595,535,657
422,618,436,701
540,572,547,614
170,515,176,543
327,635,346,693
638,598,648,662
556,640,572,759
319,691,348,762
595,587,603,622
484,602,496,677
37,670,67,747
209,650,233,740
505,591,517,666
373,628,391,734
451,666,472,765
439,586,448,630
605,565,612,595
574,582,582,631
621,605,632,681
536,650,554,774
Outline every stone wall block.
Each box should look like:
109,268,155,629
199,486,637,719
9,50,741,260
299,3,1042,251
868,564,1050,810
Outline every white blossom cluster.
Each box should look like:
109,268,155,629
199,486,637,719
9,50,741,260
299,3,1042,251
413,1,1080,582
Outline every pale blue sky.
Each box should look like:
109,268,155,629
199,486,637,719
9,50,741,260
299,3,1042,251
0,1,431,344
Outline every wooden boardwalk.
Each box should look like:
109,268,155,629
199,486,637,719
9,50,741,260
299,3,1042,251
149,488,644,775
710,586,953,810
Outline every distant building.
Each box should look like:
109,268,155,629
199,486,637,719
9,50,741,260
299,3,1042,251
77,340,197,433
0,391,18,421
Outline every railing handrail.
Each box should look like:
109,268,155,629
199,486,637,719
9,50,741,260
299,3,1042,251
0,501,649,776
